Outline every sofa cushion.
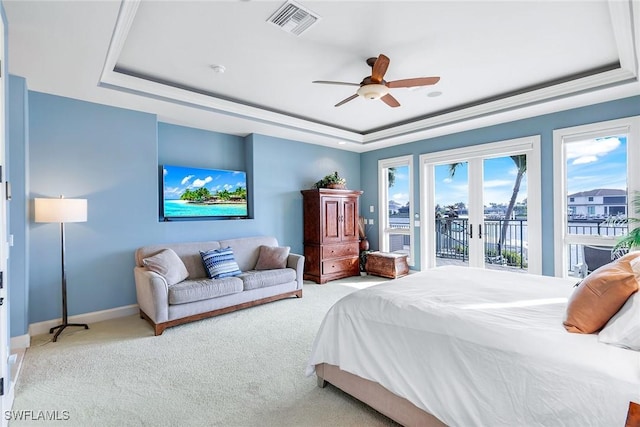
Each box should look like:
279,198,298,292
218,236,279,271
168,277,243,305
136,241,221,279
200,247,242,279
142,248,189,286
239,268,296,291
255,245,290,270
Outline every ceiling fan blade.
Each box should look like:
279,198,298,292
381,93,400,108
387,77,440,88
313,80,361,87
335,93,359,107
371,54,390,83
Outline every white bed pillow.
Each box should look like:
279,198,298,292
598,291,640,350
598,254,640,350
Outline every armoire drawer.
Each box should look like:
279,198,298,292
322,244,359,259
322,257,358,275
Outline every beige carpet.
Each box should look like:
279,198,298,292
11,275,400,427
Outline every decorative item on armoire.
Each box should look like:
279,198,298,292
358,215,370,252
313,171,347,190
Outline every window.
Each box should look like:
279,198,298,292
379,155,414,265
553,116,640,277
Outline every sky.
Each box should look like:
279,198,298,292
565,135,627,195
419,135,627,207
433,157,529,208
163,165,247,200
388,165,411,207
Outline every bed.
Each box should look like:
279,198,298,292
306,266,640,426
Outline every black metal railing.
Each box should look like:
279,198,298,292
566,221,627,273
389,216,628,271
435,218,528,268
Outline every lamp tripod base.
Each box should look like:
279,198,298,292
50,323,89,342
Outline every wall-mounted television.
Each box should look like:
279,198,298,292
160,164,248,220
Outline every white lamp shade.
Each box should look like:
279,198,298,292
35,198,87,223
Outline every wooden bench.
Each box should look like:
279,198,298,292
365,252,409,279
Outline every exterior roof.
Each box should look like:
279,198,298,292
567,189,626,198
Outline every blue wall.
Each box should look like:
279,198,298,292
28,93,159,324
9,83,640,336
250,134,360,254
360,95,640,275
15,91,359,332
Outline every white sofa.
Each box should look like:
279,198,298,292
134,236,304,335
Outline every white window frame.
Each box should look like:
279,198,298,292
419,136,542,274
378,155,415,266
553,116,640,277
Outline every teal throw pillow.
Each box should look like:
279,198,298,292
200,247,242,279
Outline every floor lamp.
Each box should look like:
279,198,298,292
35,196,89,342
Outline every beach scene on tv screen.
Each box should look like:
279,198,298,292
163,165,248,218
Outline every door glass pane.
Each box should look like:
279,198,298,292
386,165,410,255
434,162,469,267
483,156,528,272
565,135,628,238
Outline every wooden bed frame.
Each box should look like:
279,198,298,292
315,363,446,426
317,363,640,427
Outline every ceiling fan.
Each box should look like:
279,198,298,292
313,54,440,108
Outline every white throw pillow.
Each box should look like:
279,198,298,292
598,254,640,350
142,248,189,285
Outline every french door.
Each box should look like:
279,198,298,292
420,136,541,274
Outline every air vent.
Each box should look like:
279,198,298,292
267,1,320,36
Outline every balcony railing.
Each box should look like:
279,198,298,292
566,221,627,273
386,216,627,271
436,218,528,268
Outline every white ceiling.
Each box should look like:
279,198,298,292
4,0,640,152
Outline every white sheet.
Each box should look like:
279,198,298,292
306,266,640,427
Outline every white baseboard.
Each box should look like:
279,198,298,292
28,304,139,337
10,334,30,350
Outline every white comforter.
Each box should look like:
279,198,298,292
306,266,640,427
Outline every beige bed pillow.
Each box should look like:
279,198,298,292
142,248,189,285
255,245,290,270
564,252,640,334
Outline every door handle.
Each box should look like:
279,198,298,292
469,224,473,239
478,224,482,239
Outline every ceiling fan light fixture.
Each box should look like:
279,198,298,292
357,84,389,100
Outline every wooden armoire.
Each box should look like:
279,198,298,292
301,188,363,284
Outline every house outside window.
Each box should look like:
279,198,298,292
566,189,627,220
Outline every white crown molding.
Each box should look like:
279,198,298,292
99,0,640,151
608,0,639,75
363,68,637,144
100,0,141,85
100,70,362,143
